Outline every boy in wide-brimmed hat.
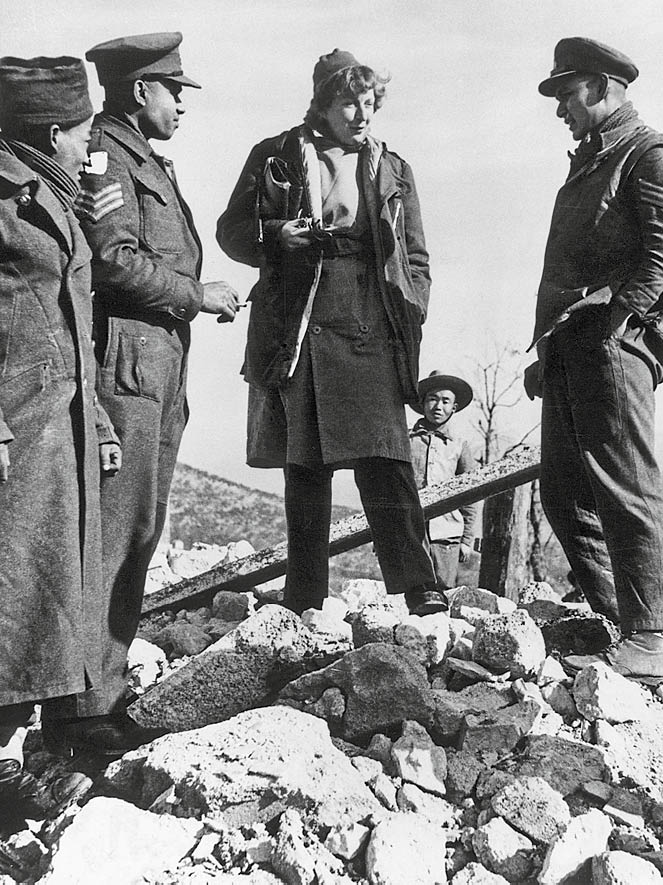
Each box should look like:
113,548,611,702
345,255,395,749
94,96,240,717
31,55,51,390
410,371,478,592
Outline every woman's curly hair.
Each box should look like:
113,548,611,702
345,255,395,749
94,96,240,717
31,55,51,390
304,65,390,131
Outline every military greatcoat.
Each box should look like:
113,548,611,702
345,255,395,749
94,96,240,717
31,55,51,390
0,149,116,707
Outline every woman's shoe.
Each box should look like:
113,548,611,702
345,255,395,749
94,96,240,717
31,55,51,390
405,586,448,616
41,713,167,759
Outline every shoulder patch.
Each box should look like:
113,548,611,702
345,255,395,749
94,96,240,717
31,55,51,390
76,182,124,222
86,151,108,175
638,178,663,208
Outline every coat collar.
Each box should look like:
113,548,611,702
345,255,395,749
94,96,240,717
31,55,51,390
93,111,152,164
566,102,645,182
411,417,455,442
0,150,74,254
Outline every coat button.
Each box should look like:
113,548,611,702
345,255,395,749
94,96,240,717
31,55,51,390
311,325,321,335
139,336,147,345
359,324,369,333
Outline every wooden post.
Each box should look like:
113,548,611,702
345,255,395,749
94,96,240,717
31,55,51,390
478,483,532,600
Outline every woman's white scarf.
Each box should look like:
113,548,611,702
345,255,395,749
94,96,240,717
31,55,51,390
287,131,382,378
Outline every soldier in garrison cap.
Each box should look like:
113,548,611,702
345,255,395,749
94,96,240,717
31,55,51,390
68,32,239,757
0,55,126,827
525,37,663,677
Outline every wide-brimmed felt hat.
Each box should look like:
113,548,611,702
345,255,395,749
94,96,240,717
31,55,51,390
86,31,201,89
412,371,473,415
538,36,638,97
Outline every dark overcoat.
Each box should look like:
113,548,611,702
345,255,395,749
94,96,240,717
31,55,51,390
0,151,116,706
217,126,431,467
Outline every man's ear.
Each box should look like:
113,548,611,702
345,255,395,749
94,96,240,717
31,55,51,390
48,124,61,151
133,79,149,107
595,73,610,102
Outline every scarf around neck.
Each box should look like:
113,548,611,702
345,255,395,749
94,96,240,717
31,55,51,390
0,137,79,210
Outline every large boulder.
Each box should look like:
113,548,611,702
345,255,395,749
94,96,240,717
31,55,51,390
592,850,662,884
490,776,570,844
130,605,324,731
36,797,201,884
104,706,380,832
507,734,610,797
540,612,620,655
278,643,436,745
431,683,513,742
539,809,612,885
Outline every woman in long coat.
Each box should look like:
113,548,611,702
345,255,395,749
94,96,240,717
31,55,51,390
0,56,119,816
217,49,441,616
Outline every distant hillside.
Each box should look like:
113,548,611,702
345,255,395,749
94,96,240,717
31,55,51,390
169,462,382,591
170,462,571,596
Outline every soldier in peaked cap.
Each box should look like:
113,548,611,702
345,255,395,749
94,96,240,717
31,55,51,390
525,37,663,677
63,32,240,758
0,55,128,828
409,372,478,592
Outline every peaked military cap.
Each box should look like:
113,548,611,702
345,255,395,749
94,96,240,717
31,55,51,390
86,32,201,89
0,56,93,129
413,371,473,415
538,37,639,97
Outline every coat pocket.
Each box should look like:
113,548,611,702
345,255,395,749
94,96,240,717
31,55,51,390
136,174,182,255
114,332,161,401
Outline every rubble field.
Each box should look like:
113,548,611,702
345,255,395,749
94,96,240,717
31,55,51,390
4,567,663,885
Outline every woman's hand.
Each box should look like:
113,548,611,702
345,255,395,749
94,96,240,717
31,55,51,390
100,442,122,477
279,219,316,251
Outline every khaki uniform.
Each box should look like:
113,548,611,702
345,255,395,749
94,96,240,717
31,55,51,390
75,111,203,712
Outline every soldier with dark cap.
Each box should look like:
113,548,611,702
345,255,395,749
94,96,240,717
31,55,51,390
0,55,124,828
54,32,240,756
525,37,663,676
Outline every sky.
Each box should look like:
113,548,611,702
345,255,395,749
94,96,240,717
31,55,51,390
5,0,663,506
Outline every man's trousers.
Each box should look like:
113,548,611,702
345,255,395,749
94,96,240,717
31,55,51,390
541,307,663,632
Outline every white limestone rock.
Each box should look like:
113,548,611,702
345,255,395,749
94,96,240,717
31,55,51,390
472,816,534,882
592,850,662,884
539,808,612,885
490,776,570,844
472,610,546,679
365,813,448,884
573,662,651,724
391,720,447,796
450,863,509,884
36,797,201,884
127,637,167,695
105,706,380,832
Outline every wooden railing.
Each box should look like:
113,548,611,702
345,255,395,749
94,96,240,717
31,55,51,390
141,446,541,617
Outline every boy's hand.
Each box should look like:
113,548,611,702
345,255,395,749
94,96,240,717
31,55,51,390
459,542,472,563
